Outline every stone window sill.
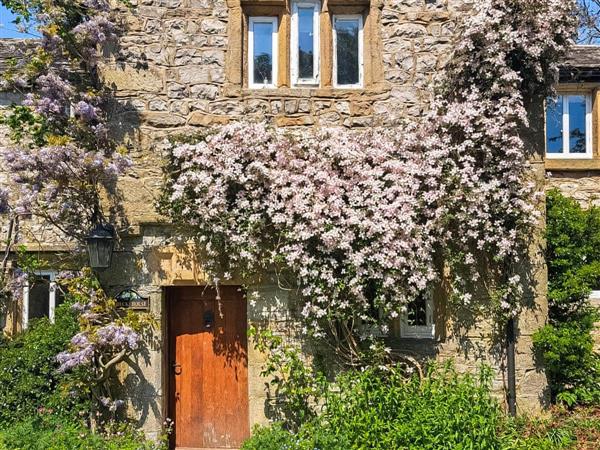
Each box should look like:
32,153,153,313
222,84,389,98
545,158,600,171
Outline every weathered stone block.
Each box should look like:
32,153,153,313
100,66,164,93
142,112,187,127
200,18,227,34
188,111,230,126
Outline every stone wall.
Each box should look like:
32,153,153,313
546,172,600,207
104,0,474,226
0,0,553,440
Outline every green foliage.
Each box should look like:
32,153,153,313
533,189,600,406
0,105,48,147
248,326,327,429
0,414,166,450
534,319,600,406
0,278,167,448
242,364,574,450
0,301,84,427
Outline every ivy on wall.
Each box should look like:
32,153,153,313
533,189,600,406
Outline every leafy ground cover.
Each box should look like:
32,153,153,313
241,364,600,450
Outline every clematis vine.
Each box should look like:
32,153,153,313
164,124,439,354
419,0,576,317
162,0,577,358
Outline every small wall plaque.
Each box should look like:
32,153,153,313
115,289,150,310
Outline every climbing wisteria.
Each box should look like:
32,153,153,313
0,0,130,240
163,0,577,347
0,0,137,418
55,269,153,413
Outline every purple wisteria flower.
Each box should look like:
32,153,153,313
96,324,140,350
73,100,98,122
56,345,95,373
0,187,9,214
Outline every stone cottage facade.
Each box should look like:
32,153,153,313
1,0,597,448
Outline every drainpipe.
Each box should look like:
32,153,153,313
506,316,517,416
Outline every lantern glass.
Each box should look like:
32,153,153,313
86,224,115,269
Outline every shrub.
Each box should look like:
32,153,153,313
534,320,600,406
533,189,600,406
0,302,84,426
0,296,166,449
0,413,165,450
242,364,573,450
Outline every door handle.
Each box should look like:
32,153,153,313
173,362,182,375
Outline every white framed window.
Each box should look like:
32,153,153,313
22,270,62,329
248,16,278,89
332,14,363,89
400,291,434,339
546,94,593,159
291,1,320,86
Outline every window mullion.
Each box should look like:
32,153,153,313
291,5,298,85
586,94,593,156
22,280,30,330
49,281,57,324
313,3,320,83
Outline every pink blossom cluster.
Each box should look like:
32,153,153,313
165,0,576,330
169,124,439,333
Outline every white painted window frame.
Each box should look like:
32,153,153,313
546,94,593,159
248,16,278,89
22,270,58,329
291,1,320,86
400,291,435,339
332,14,364,89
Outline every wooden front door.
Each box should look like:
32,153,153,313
168,286,249,449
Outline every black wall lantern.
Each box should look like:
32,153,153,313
86,223,115,269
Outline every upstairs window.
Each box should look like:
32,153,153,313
291,1,320,86
546,94,593,158
400,291,434,339
248,17,278,88
333,15,363,88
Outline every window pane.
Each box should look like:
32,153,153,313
56,285,65,308
298,7,314,79
407,295,427,326
568,95,587,154
546,96,563,154
253,22,273,85
336,19,359,85
29,276,50,320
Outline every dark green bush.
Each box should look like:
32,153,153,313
0,302,84,426
0,413,164,450
242,364,572,450
533,189,600,406
0,301,166,449
534,319,600,406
